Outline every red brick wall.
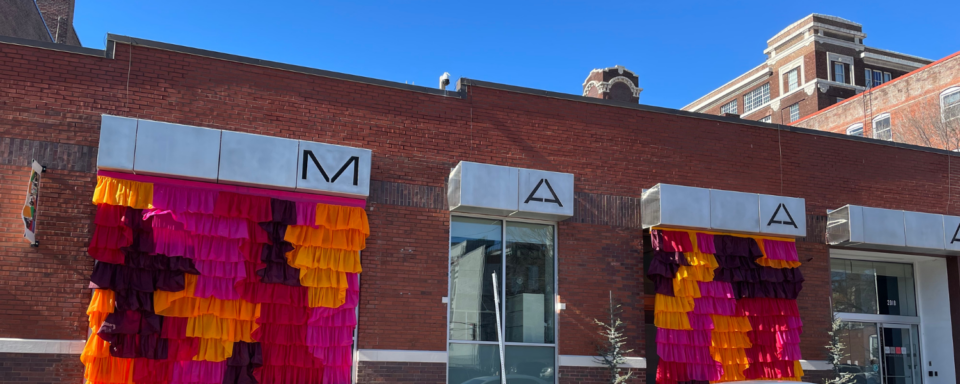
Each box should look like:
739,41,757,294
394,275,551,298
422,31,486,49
558,366,645,384
3,39,960,378
357,361,446,384
0,352,84,383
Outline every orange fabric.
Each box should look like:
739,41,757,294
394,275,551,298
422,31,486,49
315,204,370,235
710,315,752,332
711,331,753,348
653,312,691,330
756,258,802,269
299,268,349,289
712,363,748,382
676,264,715,282
654,294,695,313
286,246,361,273
710,347,749,365
194,338,234,362
793,360,805,380
88,289,115,329
283,225,367,250
82,341,133,384
154,274,198,315
92,176,154,209
308,286,348,308
186,314,257,343
673,278,702,298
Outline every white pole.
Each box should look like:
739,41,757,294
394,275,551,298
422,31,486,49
492,272,506,384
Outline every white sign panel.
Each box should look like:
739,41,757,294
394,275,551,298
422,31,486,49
515,168,574,220
296,140,372,199
448,161,574,221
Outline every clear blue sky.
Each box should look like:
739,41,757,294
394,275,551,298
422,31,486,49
75,0,960,109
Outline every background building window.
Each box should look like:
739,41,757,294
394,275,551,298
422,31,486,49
449,217,557,384
884,72,892,83
873,70,884,87
744,83,770,113
788,103,800,122
846,124,864,137
833,62,849,84
759,116,772,123
786,68,799,92
865,69,873,88
942,87,960,121
721,100,738,114
836,97,846,103
873,114,892,141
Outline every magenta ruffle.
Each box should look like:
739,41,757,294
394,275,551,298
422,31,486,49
308,308,356,327
656,360,723,382
255,366,323,384
305,326,353,347
310,346,352,366
296,202,318,228
686,313,714,330
322,367,352,384
743,360,798,380
652,230,694,252
151,228,244,262
748,315,803,332
762,239,799,261
171,360,226,383
696,233,715,254
692,297,735,316
177,212,250,239
261,344,323,368
657,343,714,364
214,192,272,222
193,275,241,300
194,259,246,279
697,281,734,299
153,184,218,215
236,280,308,306
258,303,309,325
657,329,712,346
95,203,129,226
736,298,799,317
255,323,307,345
133,358,174,383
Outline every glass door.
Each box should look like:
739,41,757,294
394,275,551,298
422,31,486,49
880,324,922,384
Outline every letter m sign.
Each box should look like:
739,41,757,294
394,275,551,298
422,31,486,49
296,143,372,199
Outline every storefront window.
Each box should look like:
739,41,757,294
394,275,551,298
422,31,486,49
449,216,557,384
830,260,916,316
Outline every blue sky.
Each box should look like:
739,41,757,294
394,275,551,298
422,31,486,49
75,1,960,109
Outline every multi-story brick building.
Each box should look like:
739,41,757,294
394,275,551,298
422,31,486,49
682,14,932,125
794,51,960,149
0,0,80,46
2,33,960,384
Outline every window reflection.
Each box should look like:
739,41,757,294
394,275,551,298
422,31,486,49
450,217,502,341
830,259,917,316
505,222,555,344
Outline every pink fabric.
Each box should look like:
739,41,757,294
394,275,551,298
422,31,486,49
776,329,802,344
255,323,307,345
697,281,735,299
296,202,318,228
778,343,802,360
148,210,186,231
151,227,193,257
656,329,712,346
696,233,715,254
256,366,324,384
236,280,308,306
686,313,714,330
308,308,357,327
656,343,714,364
748,315,803,332
94,204,127,226
310,345,352,366
175,212,249,239
656,360,723,382
259,303,310,325
656,230,693,252
170,360,225,383
193,275,241,300
260,344,324,368
162,317,189,339
305,326,354,347
99,170,367,208
323,367,352,384
692,297,736,316
736,298,800,317
194,260,247,279
152,184,218,214
762,239,799,261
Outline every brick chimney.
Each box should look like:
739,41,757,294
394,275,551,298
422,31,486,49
35,0,78,45
582,65,642,103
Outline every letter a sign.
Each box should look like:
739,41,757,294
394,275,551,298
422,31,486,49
758,195,806,237
515,168,574,219
766,203,797,228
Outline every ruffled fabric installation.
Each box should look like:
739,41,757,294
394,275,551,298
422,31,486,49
648,229,804,384
82,175,367,384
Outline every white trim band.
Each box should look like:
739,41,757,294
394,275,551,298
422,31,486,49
558,355,645,368
0,338,86,354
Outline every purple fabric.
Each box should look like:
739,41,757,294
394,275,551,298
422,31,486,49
696,233,716,254
258,218,302,287
90,261,186,292
223,341,262,384
271,198,298,226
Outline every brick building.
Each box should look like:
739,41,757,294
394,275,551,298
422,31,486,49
794,51,960,149
1,33,960,384
0,0,81,46
682,14,932,125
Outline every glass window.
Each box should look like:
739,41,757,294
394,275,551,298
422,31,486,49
874,70,884,86
847,124,864,137
835,321,881,382
759,116,772,123
788,103,800,122
830,259,917,316
505,222,555,343
450,217,502,342
834,62,847,84
721,100,738,115
943,88,960,121
874,115,892,141
744,83,770,113
449,217,557,384
866,69,873,88
884,72,892,83
786,68,799,92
